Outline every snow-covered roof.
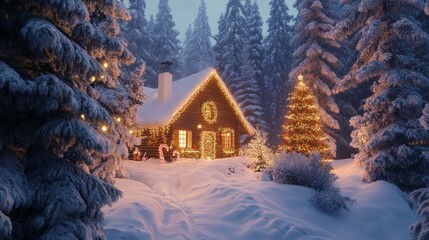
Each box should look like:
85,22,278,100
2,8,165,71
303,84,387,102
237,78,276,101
136,68,255,134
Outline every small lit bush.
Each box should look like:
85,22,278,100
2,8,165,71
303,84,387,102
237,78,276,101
241,132,274,172
273,152,354,213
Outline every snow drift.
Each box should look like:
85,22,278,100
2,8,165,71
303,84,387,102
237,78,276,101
103,157,417,240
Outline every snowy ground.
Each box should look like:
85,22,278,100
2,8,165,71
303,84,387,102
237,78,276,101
102,157,417,240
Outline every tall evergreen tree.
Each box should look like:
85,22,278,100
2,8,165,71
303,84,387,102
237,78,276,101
0,0,142,238
263,0,294,146
124,0,158,87
213,13,227,76
147,15,156,36
237,0,267,131
332,0,429,190
153,0,182,80
244,0,253,16
214,0,246,91
235,50,267,131
290,0,342,158
181,24,194,77
186,0,215,75
245,1,265,104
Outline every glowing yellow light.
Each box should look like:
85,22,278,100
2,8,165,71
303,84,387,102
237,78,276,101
80,114,85,120
197,124,202,129
101,75,105,79
116,117,121,123
129,130,134,134
103,62,108,69
101,125,108,132
90,76,96,83
298,74,304,81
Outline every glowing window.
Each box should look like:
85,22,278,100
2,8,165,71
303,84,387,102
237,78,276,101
222,132,233,149
178,130,193,148
179,130,187,148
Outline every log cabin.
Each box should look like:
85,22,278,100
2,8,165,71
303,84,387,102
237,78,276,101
132,67,255,160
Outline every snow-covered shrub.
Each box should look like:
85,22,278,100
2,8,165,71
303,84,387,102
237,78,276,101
273,152,336,191
241,132,274,172
312,187,355,214
273,152,353,213
410,188,429,240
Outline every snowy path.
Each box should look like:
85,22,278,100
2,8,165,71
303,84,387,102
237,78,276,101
103,157,417,240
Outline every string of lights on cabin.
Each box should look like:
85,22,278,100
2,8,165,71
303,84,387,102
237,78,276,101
132,73,254,143
280,74,330,158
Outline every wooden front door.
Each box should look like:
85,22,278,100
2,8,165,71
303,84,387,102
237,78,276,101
200,131,216,159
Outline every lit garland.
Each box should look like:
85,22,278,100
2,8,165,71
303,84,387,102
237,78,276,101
280,75,330,158
200,131,216,159
181,148,201,158
158,144,169,163
201,101,218,124
135,126,170,146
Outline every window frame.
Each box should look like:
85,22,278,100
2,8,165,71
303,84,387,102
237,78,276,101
177,129,193,149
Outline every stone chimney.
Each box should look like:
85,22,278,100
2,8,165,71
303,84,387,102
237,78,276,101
158,61,173,102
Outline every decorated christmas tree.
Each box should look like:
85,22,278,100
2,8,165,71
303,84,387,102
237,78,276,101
280,75,330,158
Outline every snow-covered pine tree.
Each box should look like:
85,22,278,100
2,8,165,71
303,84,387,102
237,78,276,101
147,15,156,36
153,0,182,80
244,0,253,16
235,49,267,131
213,0,246,92
332,0,429,190
231,0,267,132
245,1,266,115
124,0,158,87
186,0,215,76
181,24,194,77
263,0,294,146
0,0,141,238
290,0,342,158
213,13,227,77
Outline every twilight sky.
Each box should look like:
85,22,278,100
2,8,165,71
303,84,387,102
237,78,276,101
145,0,297,42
